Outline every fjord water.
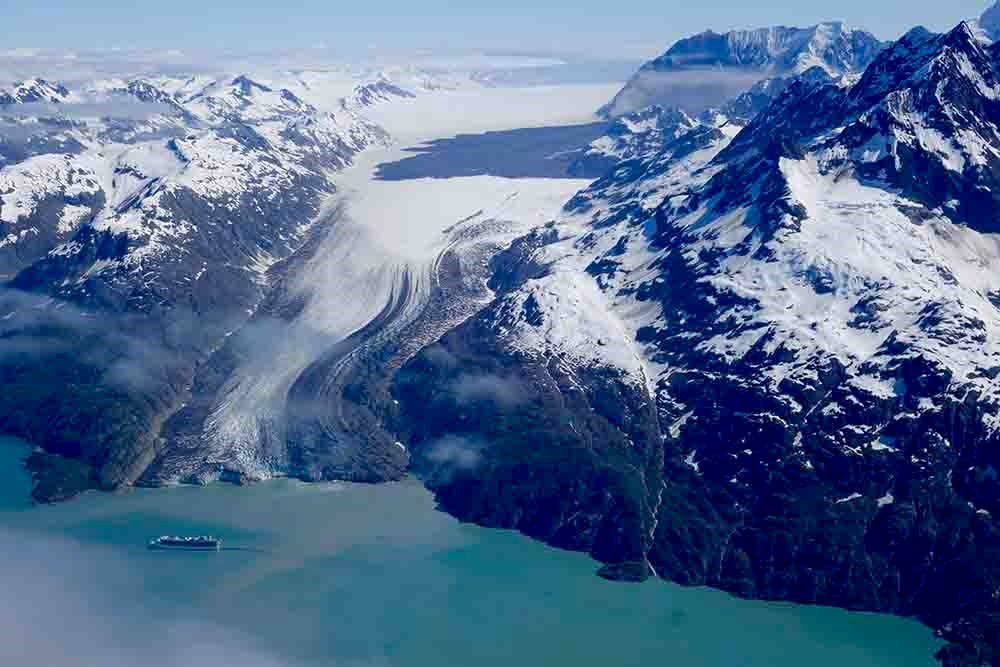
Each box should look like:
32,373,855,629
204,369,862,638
0,437,942,666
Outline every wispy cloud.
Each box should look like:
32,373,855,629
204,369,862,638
607,67,765,116
449,372,526,408
0,287,185,394
426,434,487,473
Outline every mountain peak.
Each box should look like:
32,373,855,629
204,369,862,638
946,20,983,47
0,78,70,106
602,21,886,117
230,75,273,96
848,20,997,110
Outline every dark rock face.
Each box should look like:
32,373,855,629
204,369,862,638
0,188,104,279
0,289,193,493
24,451,99,504
395,21,1000,666
394,325,663,568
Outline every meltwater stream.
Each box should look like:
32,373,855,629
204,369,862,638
0,437,944,667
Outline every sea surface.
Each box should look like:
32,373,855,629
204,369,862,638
0,436,944,666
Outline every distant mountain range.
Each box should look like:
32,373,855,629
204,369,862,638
601,22,887,117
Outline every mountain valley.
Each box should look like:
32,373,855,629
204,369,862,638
4,7,1000,666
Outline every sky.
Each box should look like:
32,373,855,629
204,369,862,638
4,1,996,59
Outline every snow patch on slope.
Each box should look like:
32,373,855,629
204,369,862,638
499,267,650,384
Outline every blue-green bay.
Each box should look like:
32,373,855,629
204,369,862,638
0,437,944,666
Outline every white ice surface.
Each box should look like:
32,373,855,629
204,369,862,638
201,84,600,476
363,83,620,144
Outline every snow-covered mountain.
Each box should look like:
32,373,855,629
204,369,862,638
342,75,417,111
5,19,1000,667
1,73,387,293
569,105,702,175
0,71,390,493
602,22,886,117
0,78,72,106
395,21,1000,665
576,73,820,174
975,1,1000,41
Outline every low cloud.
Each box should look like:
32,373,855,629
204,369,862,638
0,528,290,667
0,287,186,394
450,372,526,408
10,99,178,121
421,343,459,369
426,434,486,472
0,118,78,145
608,67,765,116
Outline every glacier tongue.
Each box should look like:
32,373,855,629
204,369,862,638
148,84,604,484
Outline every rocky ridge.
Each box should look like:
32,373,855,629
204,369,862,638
395,21,1000,666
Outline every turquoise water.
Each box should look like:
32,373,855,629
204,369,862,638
0,437,944,666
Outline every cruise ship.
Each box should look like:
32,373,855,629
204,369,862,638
148,535,222,551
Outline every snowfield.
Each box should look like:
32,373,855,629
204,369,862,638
363,83,621,142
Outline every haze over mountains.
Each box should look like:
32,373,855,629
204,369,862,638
3,4,1000,667
601,22,887,116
